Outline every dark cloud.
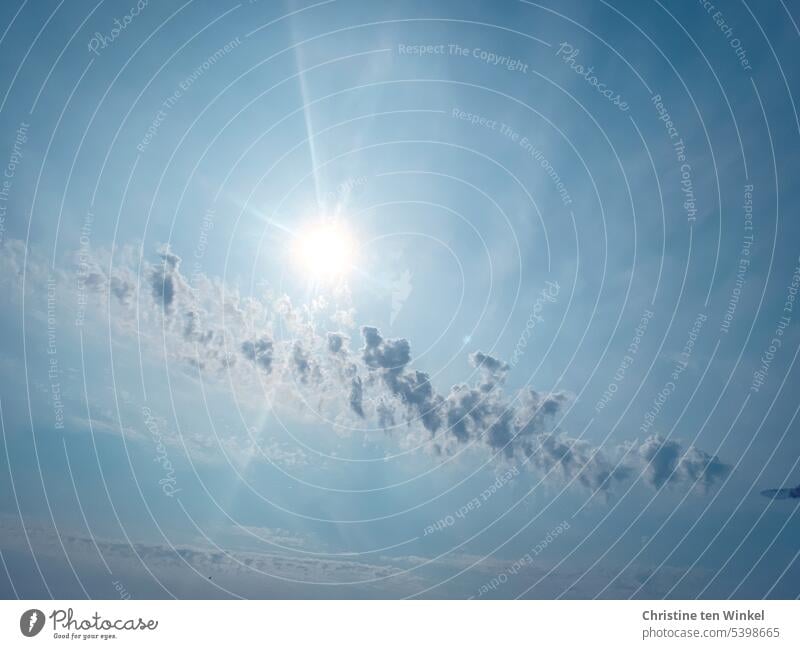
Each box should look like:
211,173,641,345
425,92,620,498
360,326,441,432
358,331,573,472
361,326,411,371
437,376,567,458
634,436,729,490
241,336,274,372
327,332,347,354
376,400,396,428
149,245,191,313
349,376,364,418
470,351,509,391
484,410,516,455
354,328,728,494
443,385,483,443
110,275,135,305
530,433,632,492
385,369,443,433
292,343,311,382
183,310,214,345
761,484,800,499
514,389,570,437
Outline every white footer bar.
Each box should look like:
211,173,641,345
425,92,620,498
1,600,797,647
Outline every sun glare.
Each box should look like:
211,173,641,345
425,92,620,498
291,221,357,281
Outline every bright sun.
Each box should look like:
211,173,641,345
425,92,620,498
291,221,357,280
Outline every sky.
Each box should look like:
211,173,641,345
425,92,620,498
0,0,799,599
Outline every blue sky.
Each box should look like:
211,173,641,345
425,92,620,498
1,0,799,599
